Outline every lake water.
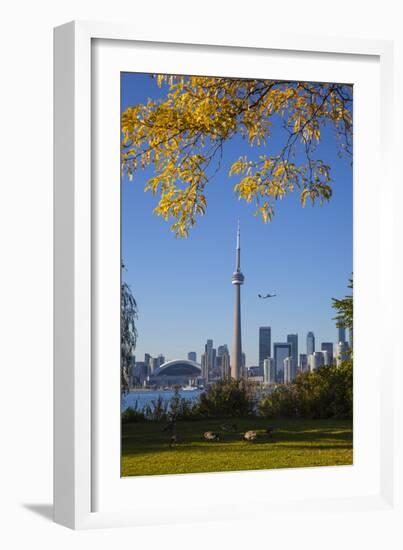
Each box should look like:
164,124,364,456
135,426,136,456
122,388,203,411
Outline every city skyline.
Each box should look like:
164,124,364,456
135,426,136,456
130,318,351,388
121,73,352,365
132,324,348,371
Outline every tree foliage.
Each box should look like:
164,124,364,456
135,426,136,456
332,277,353,330
122,75,352,236
121,277,138,395
259,363,353,420
197,378,255,418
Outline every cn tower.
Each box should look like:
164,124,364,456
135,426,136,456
231,221,245,380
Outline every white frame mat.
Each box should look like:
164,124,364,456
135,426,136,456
54,21,397,530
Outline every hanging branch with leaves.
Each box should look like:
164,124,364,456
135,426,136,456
121,277,138,395
122,76,352,237
332,277,353,330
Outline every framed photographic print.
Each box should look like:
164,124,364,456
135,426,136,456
54,21,397,530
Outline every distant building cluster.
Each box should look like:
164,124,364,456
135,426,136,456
257,327,352,385
128,325,352,389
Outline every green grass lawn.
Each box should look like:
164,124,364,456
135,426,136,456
121,417,353,477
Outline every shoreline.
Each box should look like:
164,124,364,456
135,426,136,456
127,388,202,393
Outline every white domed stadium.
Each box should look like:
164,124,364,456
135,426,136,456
149,359,202,387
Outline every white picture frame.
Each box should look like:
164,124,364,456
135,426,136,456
54,20,398,530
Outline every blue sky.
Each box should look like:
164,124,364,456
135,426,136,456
121,73,352,366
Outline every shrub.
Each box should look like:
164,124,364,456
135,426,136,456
144,395,169,422
168,387,199,421
259,385,299,418
196,379,255,418
121,405,146,424
258,362,353,420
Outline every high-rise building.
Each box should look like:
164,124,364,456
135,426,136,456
283,356,293,383
148,354,165,374
321,342,333,365
135,361,149,384
187,351,197,362
273,343,292,384
201,352,208,381
149,357,158,373
299,353,308,372
306,332,315,356
287,333,298,379
221,351,231,379
348,327,353,349
308,351,324,371
247,366,262,377
217,345,229,356
263,357,276,385
203,339,216,381
231,221,245,380
335,341,349,366
216,345,229,378
212,347,217,376
322,350,332,366
241,352,247,378
338,326,346,343
144,353,151,368
259,327,271,368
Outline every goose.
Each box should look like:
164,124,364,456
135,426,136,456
243,430,257,441
203,431,220,442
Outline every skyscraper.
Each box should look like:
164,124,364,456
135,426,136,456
217,344,229,357
211,347,217,376
216,345,229,377
321,342,333,364
322,350,332,366
299,353,308,372
221,351,231,379
204,339,216,381
231,221,245,380
201,352,207,381
149,357,158,373
187,351,197,362
306,331,315,356
335,341,349,366
287,333,298,379
263,357,275,385
308,351,325,371
283,356,293,383
259,327,271,368
273,343,292,384
338,326,346,343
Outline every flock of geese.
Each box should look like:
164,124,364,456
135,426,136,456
164,421,275,448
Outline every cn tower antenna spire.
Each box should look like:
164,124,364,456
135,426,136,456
235,219,241,271
231,220,245,380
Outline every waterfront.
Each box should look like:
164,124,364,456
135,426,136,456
122,388,203,411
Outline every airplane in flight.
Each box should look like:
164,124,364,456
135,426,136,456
258,293,277,299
